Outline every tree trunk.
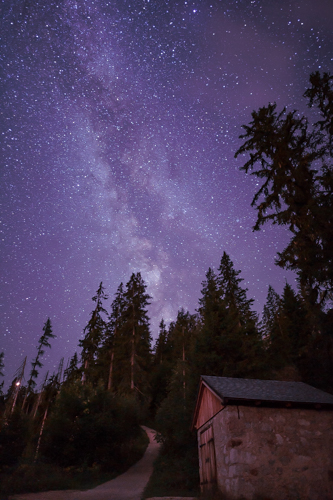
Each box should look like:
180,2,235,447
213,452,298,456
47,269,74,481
35,407,48,462
32,391,42,419
108,322,117,391
131,324,135,390
108,348,114,391
82,359,89,385
182,327,186,405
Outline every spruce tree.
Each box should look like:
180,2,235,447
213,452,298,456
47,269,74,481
63,353,80,385
195,267,228,376
166,309,197,365
26,318,55,393
235,71,333,308
153,319,169,365
218,252,257,323
279,283,309,365
262,285,281,340
264,284,312,380
149,319,174,418
79,282,108,385
101,283,126,391
113,273,152,394
195,253,263,378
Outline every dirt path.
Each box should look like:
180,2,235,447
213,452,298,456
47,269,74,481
11,426,160,500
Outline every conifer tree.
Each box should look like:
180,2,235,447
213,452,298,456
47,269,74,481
63,352,80,385
165,309,198,407
218,252,257,323
279,283,309,364
262,283,315,381
155,355,196,448
197,267,220,326
166,309,197,365
195,267,224,376
154,319,169,365
79,282,108,385
195,253,263,378
149,319,174,418
102,283,126,391
155,313,199,459
26,319,55,394
262,285,281,340
235,71,333,308
112,273,152,393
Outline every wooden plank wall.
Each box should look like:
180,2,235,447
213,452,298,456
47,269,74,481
196,385,222,428
199,424,217,491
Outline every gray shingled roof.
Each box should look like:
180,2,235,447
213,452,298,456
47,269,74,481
202,375,333,406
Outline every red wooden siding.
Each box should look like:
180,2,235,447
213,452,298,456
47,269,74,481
194,384,223,429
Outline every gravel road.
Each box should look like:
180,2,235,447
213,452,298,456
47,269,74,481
11,426,161,500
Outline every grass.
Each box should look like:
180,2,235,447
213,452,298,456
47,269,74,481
142,441,200,499
0,426,149,500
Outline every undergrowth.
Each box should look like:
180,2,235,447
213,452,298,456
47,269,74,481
0,426,149,500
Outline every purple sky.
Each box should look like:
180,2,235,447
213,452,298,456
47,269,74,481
1,0,332,388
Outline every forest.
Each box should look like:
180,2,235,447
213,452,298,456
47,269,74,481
0,72,332,498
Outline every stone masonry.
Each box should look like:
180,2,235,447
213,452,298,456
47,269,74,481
210,405,333,500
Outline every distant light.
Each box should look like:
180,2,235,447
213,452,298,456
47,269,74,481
16,381,20,386
193,9,197,13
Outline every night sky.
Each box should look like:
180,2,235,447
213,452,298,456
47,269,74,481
1,0,332,387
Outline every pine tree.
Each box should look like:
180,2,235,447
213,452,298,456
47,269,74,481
155,356,196,448
261,285,285,370
195,253,263,379
111,273,152,394
279,283,309,365
218,252,257,324
261,285,288,372
235,71,333,308
262,282,315,381
197,267,220,326
63,352,80,385
149,319,174,418
195,267,224,376
166,309,198,406
102,283,126,391
153,319,169,365
79,282,108,385
262,285,281,340
154,315,200,491
26,319,55,394
166,309,197,365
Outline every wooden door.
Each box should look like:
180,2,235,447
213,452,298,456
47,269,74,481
199,424,217,491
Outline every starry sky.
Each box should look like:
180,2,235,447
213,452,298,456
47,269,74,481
1,0,332,387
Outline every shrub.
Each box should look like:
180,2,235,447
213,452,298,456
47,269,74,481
0,409,30,469
41,382,141,471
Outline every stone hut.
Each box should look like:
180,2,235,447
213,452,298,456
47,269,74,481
192,375,333,500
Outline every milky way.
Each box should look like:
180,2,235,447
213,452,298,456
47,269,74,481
1,0,332,386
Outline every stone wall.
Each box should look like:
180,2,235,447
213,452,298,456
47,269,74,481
208,405,333,500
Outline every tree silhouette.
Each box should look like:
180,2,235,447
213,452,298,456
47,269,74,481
236,71,333,308
26,318,55,394
79,282,108,385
